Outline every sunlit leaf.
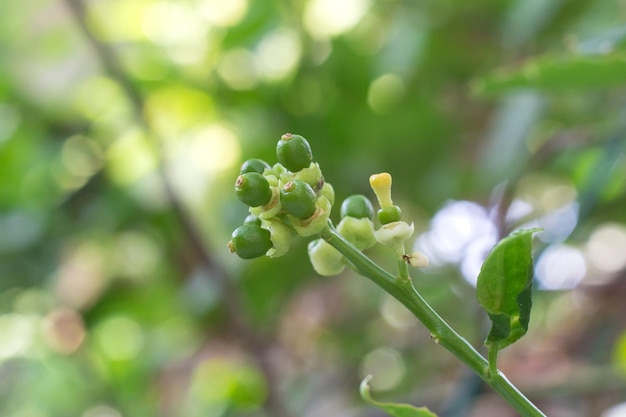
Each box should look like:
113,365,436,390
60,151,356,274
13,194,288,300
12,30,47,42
472,53,626,94
476,228,541,351
360,376,438,417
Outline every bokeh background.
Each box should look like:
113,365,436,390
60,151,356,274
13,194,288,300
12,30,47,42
2,0,626,416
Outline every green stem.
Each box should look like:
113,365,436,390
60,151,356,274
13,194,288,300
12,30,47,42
488,347,499,378
319,222,545,417
396,256,410,284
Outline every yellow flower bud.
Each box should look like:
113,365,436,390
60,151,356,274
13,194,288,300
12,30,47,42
369,172,394,208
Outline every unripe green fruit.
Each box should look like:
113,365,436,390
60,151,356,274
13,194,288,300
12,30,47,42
240,158,271,175
276,133,313,172
227,224,272,259
377,205,402,224
235,172,272,207
244,214,262,226
341,195,374,220
280,180,317,219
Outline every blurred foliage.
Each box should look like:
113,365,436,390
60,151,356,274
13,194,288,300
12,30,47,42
1,0,626,416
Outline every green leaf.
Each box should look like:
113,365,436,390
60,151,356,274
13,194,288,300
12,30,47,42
472,53,626,95
360,376,438,417
476,228,541,351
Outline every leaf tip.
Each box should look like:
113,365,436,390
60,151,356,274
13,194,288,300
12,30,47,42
512,227,543,236
360,375,374,402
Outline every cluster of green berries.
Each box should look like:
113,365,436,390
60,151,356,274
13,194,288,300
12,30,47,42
228,133,334,259
228,133,428,275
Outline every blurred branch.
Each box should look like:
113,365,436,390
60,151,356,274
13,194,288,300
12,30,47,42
60,1,293,416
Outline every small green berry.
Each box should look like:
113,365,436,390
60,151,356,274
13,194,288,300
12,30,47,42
276,133,313,172
290,195,331,237
240,158,271,175
280,180,317,219
341,195,374,220
235,172,272,207
377,205,402,224
244,214,262,226
227,223,273,259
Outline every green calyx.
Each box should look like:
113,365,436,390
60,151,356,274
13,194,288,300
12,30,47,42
293,162,323,188
308,238,345,276
240,158,271,175
235,172,272,207
377,205,402,224
280,180,317,219
320,182,335,207
337,217,376,251
290,195,332,237
262,218,293,258
341,195,374,220
276,133,313,172
227,223,273,259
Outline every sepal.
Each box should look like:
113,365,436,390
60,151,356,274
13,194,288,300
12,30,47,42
308,239,345,276
337,217,376,251
262,218,293,258
290,196,332,237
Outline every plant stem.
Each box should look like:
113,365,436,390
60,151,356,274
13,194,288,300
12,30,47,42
396,257,410,284
488,347,499,378
319,222,545,417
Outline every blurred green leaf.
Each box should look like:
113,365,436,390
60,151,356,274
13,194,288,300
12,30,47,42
472,53,626,94
189,358,267,413
360,376,438,417
476,228,541,351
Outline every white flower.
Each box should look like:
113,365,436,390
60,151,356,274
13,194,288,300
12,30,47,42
374,221,414,254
